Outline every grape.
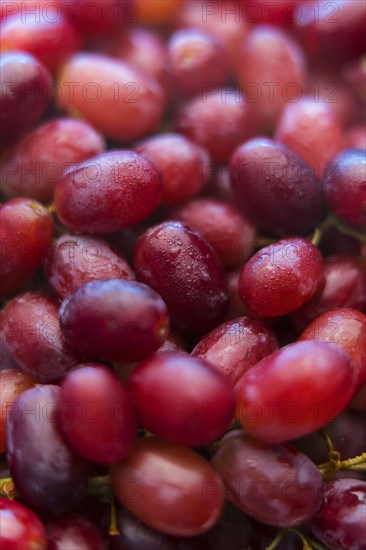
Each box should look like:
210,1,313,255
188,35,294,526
0,497,47,550
134,221,228,333
299,308,366,392
59,279,169,362
0,8,80,73
192,317,278,384
135,133,210,204
54,150,162,234
246,0,299,27
175,91,257,164
58,53,165,142
0,292,80,382
172,198,256,269
0,198,54,297
0,368,36,453
350,384,366,413
0,52,51,151
235,341,354,442
127,351,235,445
45,234,134,299
237,25,307,129
47,515,107,549
275,96,343,177
310,478,366,550
345,124,366,150
211,430,323,527
6,385,89,516
292,255,366,332
60,364,136,463
322,149,366,227
61,0,130,37
1,118,105,204
167,28,228,97
230,138,324,236
238,238,324,317
111,437,224,537
135,0,183,25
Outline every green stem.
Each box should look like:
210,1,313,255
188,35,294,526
265,528,286,550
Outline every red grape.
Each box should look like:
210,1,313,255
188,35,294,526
6,385,90,516
345,124,366,150
0,198,54,297
61,0,131,37
175,91,257,164
47,514,106,549
0,497,47,550
1,118,105,204
45,234,134,299
211,430,323,527
111,437,224,536
192,317,278,384
310,478,366,550
127,351,235,445
0,368,36,453
54,151,162,234
172,197,256,269
58,53,165,142
235,341,354,442
0,292,80,382
238,238,324,317
0,52,51,151
322,149,366,227
230,138,324,237
299,308,366,392
59,279,169,362
134,221,228,332
60,364,136,463
135,133,210,204
0,9,81,73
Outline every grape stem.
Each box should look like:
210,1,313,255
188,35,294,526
318,451,366,479
311,214,366,246
265,528,327,550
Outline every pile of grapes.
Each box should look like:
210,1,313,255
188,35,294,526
0,0,365,548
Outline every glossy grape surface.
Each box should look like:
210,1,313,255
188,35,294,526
61,0,130,37
235,341,354,442
59,279,169,362
230,138,324,236
47,514,106,549
58,53,165,142
1,118,105,203
0,497,47,550
54,151,162,234
0,52,52,150
6,385,89,516
192,317,278,384
310,479,366,550
127,352,235,445
134,221,228,332
211,430,323,527
238,238,324,317
111,437,224,537
0,292,79,382
322,149,366,227
0,198,54,297
135,133,210,204
60,364,136,463
45,234,134,299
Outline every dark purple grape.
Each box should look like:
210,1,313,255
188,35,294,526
0,292,80,382
134,221,228,333
6,385,89,516
230,138,324,236
211,430,323,527
47,515,107,549
0,497,47,550
0,52,51,150
45,234,134,299
322,149,366,227
60,364,136,463
59,279,169,362
310,478,366,550
54,151,162,234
